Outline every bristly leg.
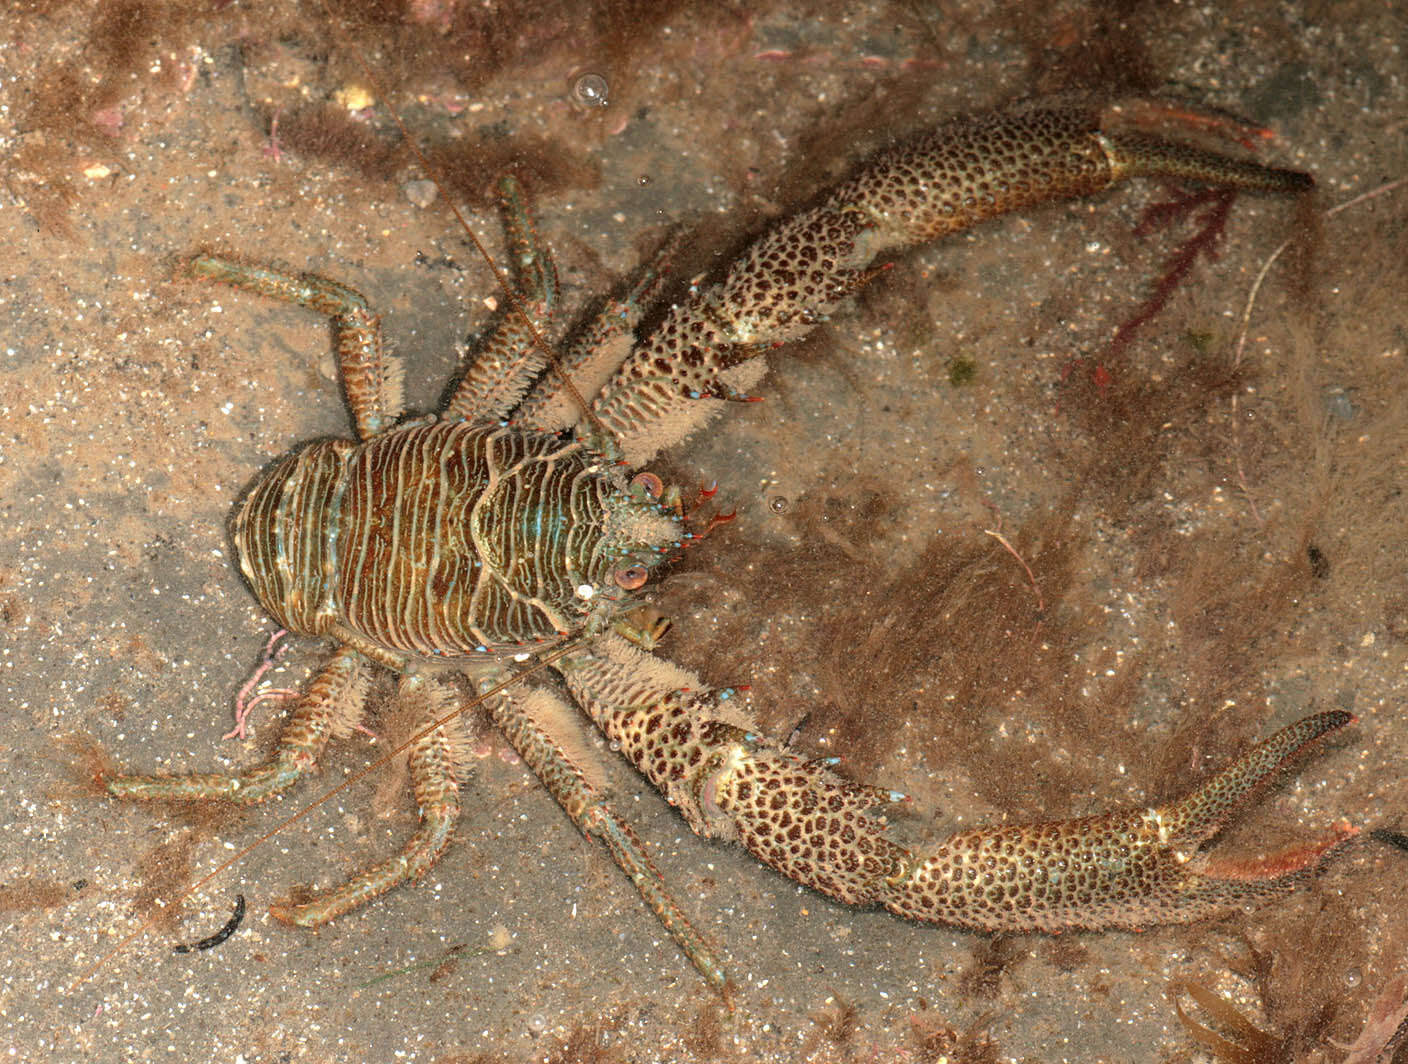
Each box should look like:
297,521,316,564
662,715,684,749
187,255,404,440
481,678,727,986
107,646,371,805
443,177,560,423
269,674,466,926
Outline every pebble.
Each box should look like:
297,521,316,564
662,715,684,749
404,179,437,209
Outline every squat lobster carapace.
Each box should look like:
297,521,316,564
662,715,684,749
100,106,1355,990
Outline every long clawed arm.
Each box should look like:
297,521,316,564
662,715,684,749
579,107,1312,466
561,635,1357,948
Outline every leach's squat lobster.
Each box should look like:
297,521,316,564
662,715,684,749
106,107,1359,988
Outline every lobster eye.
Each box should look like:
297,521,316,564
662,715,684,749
630,472,664,499
613,564,649,590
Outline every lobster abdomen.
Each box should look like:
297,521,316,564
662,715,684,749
231,437,351,635
232,420,617,659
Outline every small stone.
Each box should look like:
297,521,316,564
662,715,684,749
488,923,514,951
333,84,375,112
403,180,437,209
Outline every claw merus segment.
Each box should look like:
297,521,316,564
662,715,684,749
563,636,1356,936
590,107,1312,466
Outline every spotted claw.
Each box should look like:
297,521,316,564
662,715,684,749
887,710,1359,932
561,631,1358,949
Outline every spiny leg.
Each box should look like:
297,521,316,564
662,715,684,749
514,228,684,435
444,177,560,422
187,254,403,440
270,673,464,926
480,678,727,987
107,645,369,805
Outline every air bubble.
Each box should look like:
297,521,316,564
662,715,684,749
527,1012,549,1035
1344,966,1363,989
571,72,609,109
769,495,790,514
